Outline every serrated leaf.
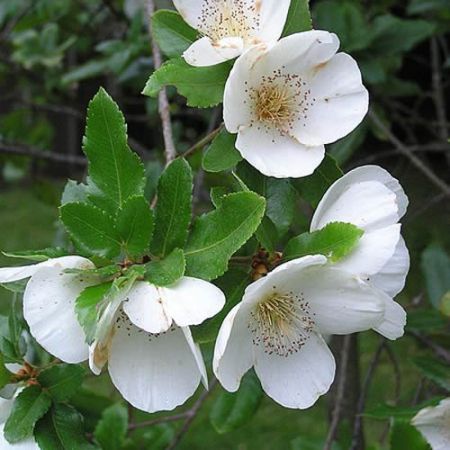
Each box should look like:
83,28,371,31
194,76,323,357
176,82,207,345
145,248,185,287
34,404,97,450
38,364,85,402
152,158,193,257
83,88,145,214
0,353,12,389
61,180,89,205
2,248,68,262
76,282,112,344
192,268,249,344
210,372,263,434
152,10,198,58
210,187,230,208
143,57,231,108
60,203,121,259
421,244,450,309
94,403,128,450
116,196,154,259
4,385,52,443
284,222,364,263
412,356,450,392
185,192,265,281
282,0,312,37
390,420,429,450
293,154,343,208
202,129,242,173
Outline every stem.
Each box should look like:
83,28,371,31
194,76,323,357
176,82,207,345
182,124,224,159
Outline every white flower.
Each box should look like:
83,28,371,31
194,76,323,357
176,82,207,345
213,255,386,409
173,0,291,67
0,392,39,449
223,30,369,178
0,257,225,413
412,398,450,450
311,165,410,340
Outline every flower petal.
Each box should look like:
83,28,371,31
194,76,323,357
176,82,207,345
373,296,406,340
256,0,291,43
335,225,401,278
293,53,368,146
371,236,410,297
235,125,325,178
412,399,450,450
0,423,40,449
108,316,204,413
0,256,92,284
312,165,408,231
172,0,205,31
123,281,171,334
281,265,385,335
181,327,208,389
183,36,243,67
213,304,254,392
254,333,335,409
23,264,93,363
161,277,225,327
311,181,399,232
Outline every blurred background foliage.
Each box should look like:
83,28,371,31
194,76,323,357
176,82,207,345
0,0,449,449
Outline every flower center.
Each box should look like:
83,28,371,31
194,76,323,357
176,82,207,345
247,70,315,138
249,291,315,357
199,0,260,42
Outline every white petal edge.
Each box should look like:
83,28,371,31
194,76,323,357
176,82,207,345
213,303,254,392
172,0,205,31
254,333,336,409
123,281,171,334
183,36,243,67
255,0,291,43
108,318,203,413
0,256,92,284
311,166,409,231
235,125,325,178
161,277,225,328
23,264,93,363
373,295,407,341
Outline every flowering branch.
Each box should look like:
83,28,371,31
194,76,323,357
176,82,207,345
146,0,176,165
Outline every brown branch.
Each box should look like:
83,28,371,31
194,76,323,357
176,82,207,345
407,330,450,365
324,334,352,450
182,124,224,159
166,379,218,450
349,339,385,450
368,110,450,197
0,143,86,166
147,0,176,165
128,412,189,431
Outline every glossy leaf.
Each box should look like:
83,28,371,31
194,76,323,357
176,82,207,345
390,420,429,450
282,0,312,37
202,129,242,173
38,364,85,402
145,248,186,287
2,247,68,262
94,403,128,450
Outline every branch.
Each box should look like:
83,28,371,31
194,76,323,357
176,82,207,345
0,142,86,166
146,0,176,165
369,110,450,198
128,412,188,431
407,330,450,365
324,334,352,450
182,124,224,159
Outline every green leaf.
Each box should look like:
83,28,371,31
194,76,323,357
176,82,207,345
64,265,120,280
76,282,112,344
255,217,279,251
421,244,450,309
364,399,443,420
282,0,312,37
151,10,198,58
61,180,89,205
185,192,265,281
143,57,231,108
145,248,186,287
35,404,97,450
2,247,68,262
94,403,128,450
4,385,52,443
406,309,448,331
210,372,263,434
116,196,154,259
390,420,429,450
210,186,230,208
141,424,174,450
329,122,368,165
8,297,26,361
60,203,121,259
38,364,85,402
284,222,364,263
412,356,450,392
293,154,343,208
369,15,436,56
202,129,242,173
83,88,145,215
192,268,249,344
0,353,12,389
151,158,193,257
